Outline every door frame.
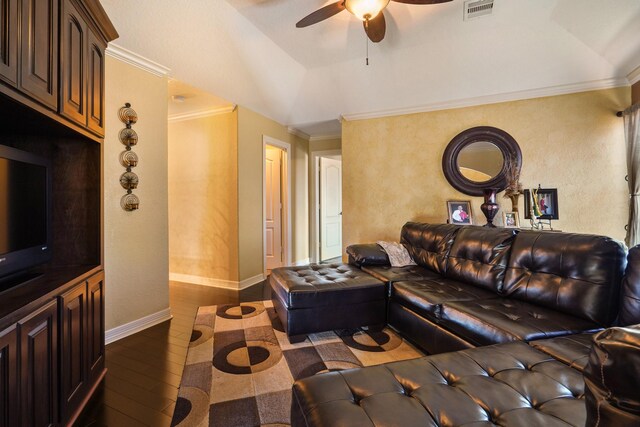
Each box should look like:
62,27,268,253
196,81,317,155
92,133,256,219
311,149,342,263
263,136,292,272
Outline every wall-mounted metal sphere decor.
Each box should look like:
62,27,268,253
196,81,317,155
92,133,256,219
119,150,139,168
118,103,140,211
118,128,138,146
121,193,140,211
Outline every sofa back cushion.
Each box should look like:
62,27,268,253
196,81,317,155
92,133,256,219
400,222,460,274
444,226,517,293
503,231,626,326
618,245,640,326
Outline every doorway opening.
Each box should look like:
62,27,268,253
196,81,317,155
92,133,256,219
263,137,291,275
311,150,342,263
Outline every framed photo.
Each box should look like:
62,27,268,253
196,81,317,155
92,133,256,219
524,188,559,220
503,211,520,228
447,201,473,225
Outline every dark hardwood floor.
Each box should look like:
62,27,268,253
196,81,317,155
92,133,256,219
75,280,270,426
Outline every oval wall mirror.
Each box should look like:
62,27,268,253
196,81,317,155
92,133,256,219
442,126,522,196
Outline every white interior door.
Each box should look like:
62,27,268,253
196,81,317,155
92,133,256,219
320,157,342,261
265,146,283,270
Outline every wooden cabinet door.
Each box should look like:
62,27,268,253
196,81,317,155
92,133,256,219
87,271,105,382
59,0,86,126
59,280,88,422
86,30,105,136
20,0,58,109
0,325,19,427
0,0,19,86
19,300,58,427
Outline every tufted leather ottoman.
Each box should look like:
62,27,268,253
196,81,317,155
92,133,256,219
270,263,386,343
292,341,587,426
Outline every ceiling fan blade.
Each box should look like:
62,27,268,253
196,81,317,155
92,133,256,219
391,0,452,4
296,1,346,28
364,11,386,43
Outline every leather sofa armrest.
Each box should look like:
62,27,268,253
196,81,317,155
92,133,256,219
584,326,640,426
346,243,390,267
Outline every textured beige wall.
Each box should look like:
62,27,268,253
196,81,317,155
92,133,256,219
343,88,630,250
168,112,239,282
633,82,640,104
104,56,169,330
309,138,342,153
237,107,309,280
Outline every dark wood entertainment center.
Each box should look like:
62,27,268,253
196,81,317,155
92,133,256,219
0,1,117,425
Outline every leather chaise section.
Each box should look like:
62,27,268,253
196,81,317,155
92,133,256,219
391,278,497,320
444,226,517,293
530,333,597,372
292,341,586,427
270,263,385,309
400,222,460,274
441,299,600,346
503,231,626,326
362,265,441,285
388,302,476,354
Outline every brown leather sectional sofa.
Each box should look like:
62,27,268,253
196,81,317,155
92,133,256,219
291,223,640,426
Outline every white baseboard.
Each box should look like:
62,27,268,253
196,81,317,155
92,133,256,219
105,307,172,345
294,258,311,266
169,273,265,290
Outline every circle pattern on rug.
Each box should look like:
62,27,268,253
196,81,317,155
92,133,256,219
339,328,402,353
213,340,282,374
188,325,213,348
171,387,209,427
217,303,265,320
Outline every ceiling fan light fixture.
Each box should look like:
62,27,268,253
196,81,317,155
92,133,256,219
344,0,390,21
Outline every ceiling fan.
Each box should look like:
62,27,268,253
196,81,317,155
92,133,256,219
296,0,453,43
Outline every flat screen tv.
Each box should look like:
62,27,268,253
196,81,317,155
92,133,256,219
0,145,52,282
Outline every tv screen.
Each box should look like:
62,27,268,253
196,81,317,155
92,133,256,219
0,159,48,254
0,145,51,281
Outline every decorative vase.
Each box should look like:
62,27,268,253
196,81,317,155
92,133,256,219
508,193,520,213
481,188,499,228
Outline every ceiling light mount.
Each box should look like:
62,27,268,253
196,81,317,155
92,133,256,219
344,0,390,21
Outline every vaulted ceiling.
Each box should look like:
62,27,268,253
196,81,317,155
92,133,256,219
101,0,640,137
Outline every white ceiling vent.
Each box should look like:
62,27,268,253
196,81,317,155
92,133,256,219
464,0,494,21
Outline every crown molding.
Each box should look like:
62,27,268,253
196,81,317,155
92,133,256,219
287,127,310,141
168,105,236,122
342,77,629,122
628,66,640,85
106,44,171,77
309,134,341,142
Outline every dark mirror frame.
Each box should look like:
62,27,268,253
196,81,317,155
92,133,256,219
442,126,522,197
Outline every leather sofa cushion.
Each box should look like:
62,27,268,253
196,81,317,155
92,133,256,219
292,341,585,427
445,226,516,293
400,222,460,274
503,231,626,326
269,263,385,310
391,278,497,320
584,326,640,426
361,265,441,285
529,333,597,372
619,245,640,326
440,299,600,346
346,243,390,267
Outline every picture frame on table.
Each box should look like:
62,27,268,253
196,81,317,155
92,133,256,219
524,188,559,219
447,201,473,225
503,211,520,228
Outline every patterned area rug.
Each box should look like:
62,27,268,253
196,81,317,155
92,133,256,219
170,300,423,427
